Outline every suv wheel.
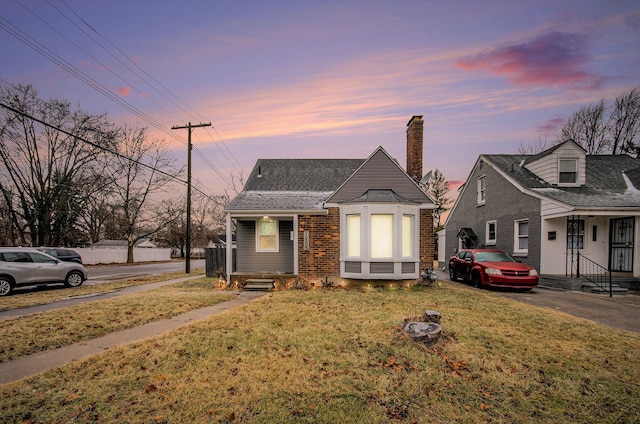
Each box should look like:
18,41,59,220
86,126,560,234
65,271,84,288
0,277,14,296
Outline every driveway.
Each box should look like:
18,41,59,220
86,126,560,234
438,271,640,334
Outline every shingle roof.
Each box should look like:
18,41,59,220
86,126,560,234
225,158,365,211
485,154,640,208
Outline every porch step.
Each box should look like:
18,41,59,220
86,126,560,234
581,282,629,295
243,279,274,291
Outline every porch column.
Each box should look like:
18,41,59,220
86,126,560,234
293,214,299,276
226,213,232,285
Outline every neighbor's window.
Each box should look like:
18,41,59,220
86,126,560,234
567,219,585,250
477,175,486,205
371,214,393,258
559,158,578,184
402,215,414,257
514,219,529,253
256,218,278,252
347,214,361,257
486,220,497,245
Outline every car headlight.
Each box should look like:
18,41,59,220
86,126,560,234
484,268,502,275
529,269,538,276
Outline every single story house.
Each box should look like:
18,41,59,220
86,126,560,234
223,116,436,285
443,140,640,282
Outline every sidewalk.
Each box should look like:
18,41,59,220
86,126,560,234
0,279,267,385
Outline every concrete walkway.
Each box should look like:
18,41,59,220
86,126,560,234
0,279,267,385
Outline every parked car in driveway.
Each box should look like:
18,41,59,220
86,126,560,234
448,249,538,290
0,248,88,296
36,247,83,264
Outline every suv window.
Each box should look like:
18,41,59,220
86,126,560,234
30,252,57,263
1,252,32,263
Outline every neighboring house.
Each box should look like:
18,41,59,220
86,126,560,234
443,140,640,280
223,116,436,285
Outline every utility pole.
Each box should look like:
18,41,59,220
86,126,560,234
171,121,211,273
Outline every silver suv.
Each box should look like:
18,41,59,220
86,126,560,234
0,248,88,296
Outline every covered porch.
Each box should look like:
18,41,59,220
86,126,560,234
540,212,639,278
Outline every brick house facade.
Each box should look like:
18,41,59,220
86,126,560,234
224,116,437,285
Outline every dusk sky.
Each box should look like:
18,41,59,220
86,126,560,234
2,0,639,202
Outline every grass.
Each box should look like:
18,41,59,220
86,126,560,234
0,270,204,312
1,281,639,423
0,279,234,362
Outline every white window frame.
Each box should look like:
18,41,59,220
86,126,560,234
402,214,414,258
558,157,579,186
486,220,497,245
340,204,420,279
477,175,486,205
346,214,361,257
256,217,279,252
513,219,529,255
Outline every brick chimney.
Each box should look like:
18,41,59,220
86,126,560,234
406,115,423,181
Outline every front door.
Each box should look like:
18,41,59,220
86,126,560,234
610,217,635,272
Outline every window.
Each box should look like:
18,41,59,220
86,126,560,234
402,215,414,257
340,204,420,279
486,220,497,245
371,214,393,258
559,158,578,184
567,219,584,250
347,214,361,257
514,219,528,254
256,218,278,252
477,176,486,205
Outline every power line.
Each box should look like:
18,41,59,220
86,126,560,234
0,99,222,203
55,0,244,175
1,6,238,185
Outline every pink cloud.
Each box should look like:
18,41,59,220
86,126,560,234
456,31,606,89
117,86,132,96
537,115,565,134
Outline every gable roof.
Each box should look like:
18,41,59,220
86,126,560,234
485,153,640,208
224,158,364,213
326,146,435,205
225,146,436,214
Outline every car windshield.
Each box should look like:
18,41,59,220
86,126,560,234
474,251,515,262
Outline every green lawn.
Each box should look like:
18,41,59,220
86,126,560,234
0,281,638,423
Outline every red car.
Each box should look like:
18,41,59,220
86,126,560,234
448,249,538,290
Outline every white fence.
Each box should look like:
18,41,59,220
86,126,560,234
76,248,172,265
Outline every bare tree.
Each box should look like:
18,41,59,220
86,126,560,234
555,87,640,156
610,87,640,156
560,100,608,154
105,125,184,262
0,84,113,246
423,169,451,230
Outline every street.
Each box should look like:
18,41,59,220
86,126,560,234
86,259,206,283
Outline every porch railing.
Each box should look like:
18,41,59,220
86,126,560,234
571,252,613,297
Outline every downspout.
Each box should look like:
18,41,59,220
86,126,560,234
226,213,232,286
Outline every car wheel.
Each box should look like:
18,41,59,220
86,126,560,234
0,277,14,296
65,271,84,288
472,272,481,288
449,266,458,282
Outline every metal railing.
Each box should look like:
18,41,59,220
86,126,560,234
571,252,613,297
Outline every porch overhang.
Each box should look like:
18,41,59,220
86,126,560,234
542,207,640,220
225,209,328,217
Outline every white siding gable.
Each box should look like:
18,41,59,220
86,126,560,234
524,141,586,186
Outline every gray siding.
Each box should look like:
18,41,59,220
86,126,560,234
236,219,294,273
445,160,541,271
327,149,430,204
